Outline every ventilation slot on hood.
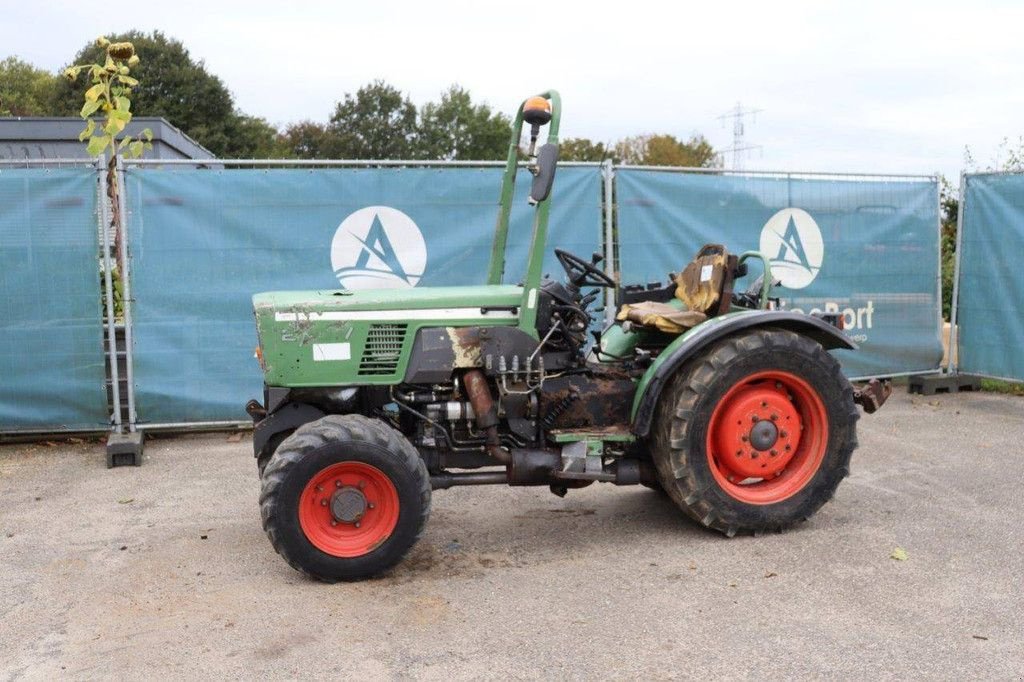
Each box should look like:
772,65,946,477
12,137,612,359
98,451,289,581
358,324,408,376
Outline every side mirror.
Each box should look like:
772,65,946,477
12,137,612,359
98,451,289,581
530,143,559,204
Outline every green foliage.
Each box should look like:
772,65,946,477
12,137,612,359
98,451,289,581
560,138,610,162
417,85,510,160
278,120,332,159
280,83,513,161
0,57,59,116
63,36,152,158
615,133,720,167
939,177,958,321
52,31,257,157
326,80,419,159
225,114,285,158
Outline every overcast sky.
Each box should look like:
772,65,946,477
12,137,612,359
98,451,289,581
4,0,1022,179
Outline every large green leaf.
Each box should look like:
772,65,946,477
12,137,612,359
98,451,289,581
80,99,101,118
78,119,96,141
86,134,111,156
85,83,104,102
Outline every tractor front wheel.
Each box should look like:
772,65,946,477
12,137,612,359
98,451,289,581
652,329,858,536
259,414,430,581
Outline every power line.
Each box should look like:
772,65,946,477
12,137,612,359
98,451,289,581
717,102,763,169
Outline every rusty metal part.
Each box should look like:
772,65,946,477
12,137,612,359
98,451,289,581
463,369,510,465
245,399,266,420
540,368,636,430
508,449,561,486
853,378,892,414
464,370,498,428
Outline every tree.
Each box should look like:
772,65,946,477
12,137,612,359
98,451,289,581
326,80,418,159
559,137,610,162
224,114,283,158
278,120,331,159
51,31,263,157
0,57,59,116
614,133,719,167
417,85,510,160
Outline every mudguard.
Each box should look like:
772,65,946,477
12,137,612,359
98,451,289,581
630,311,856,438
253,402,325,459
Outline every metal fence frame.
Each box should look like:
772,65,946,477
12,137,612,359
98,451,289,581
947,170,1024,382
604,164,943,381
0,158,115,435
118,158,607,431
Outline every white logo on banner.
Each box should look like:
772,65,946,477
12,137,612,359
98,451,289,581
331,206,427,290
759,208,824,289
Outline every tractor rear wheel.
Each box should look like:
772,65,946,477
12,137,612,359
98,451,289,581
651,328,858,536
259,414,430,581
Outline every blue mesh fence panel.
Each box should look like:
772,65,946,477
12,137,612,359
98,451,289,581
956,173,1024,381
0,167,108,430
124,166,602,423
615,170,942,378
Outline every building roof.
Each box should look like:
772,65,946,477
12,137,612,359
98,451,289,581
0,116,215,161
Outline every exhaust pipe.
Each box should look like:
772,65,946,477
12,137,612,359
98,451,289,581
463,369,511,465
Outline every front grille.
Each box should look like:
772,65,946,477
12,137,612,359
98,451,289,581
358,324,408,376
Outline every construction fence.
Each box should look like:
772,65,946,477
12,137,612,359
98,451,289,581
1,158,953,433
951,171,1024,382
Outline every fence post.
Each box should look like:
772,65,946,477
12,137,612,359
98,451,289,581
114,154,138,430
946,171,967,375
602,160,616,326
98,157,122,434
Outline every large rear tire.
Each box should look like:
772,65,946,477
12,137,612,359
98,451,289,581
259,414,430,581
651,328,858,536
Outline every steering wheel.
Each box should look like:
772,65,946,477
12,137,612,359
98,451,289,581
554,248,616,288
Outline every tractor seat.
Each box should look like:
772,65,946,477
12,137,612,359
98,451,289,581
616,244,734,334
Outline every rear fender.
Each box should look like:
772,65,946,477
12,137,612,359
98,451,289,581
630,311,856,438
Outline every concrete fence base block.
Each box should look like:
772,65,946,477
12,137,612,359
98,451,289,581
908,373,983,396
106,431,145,468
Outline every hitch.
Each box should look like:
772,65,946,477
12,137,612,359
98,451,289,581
852,379,891,414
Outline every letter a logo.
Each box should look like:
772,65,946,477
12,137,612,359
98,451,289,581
331,206,427,290
759,208,824,289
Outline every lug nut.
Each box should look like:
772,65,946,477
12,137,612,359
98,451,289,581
751,452,759,459
770,449,778,457
761,400,768,408
780,430,788,438
785,444,791,451
316,485,324,492
741,435,748,442
335,480,342,488
368,503,375,510
331,520,337,526
354,522,361,528
320,499,328,506
358,481,366,490
736,450,743,456
770,413,778,421
751,415,759,423
775,381,783,389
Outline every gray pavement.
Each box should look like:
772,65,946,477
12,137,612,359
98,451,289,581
1,389,1022,680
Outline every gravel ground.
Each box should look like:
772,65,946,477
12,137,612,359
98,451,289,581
1,389,1022,680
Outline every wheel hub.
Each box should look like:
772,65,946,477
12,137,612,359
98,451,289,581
330,486,367,524
749,419,779,451
708,380,803,481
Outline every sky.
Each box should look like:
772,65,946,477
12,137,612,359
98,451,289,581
3,0,1023,179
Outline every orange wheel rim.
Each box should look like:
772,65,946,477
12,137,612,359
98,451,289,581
705,370,828,505
298,461,400,557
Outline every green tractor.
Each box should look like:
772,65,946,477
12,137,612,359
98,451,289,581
247,91,890,581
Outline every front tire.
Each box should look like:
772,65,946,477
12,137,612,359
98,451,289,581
651,329,858,536
259,414,430,581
